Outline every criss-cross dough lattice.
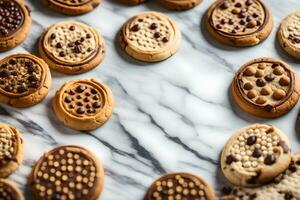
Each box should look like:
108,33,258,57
221,124,291,187
120,12,181,62
54,0,92,6
211,0,265,35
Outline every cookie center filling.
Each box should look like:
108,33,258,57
0,127,17,168
211,0,265,35
0,0,24,37
0,57,43,95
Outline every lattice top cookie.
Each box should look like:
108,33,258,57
43,21,101,66
0,179,24,200
210,0,266,36
52,0,92,6
30,146,103,200
0,125,19,168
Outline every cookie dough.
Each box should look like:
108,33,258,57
42,0,101,15
205,0,273,46
157,0,202,10
52,79,114,131
0,179,24,200
39,21,105,74
29,145,104,200
221,124,291,187
0,123,23,178
119,11,181,62
232,58,300,118
0,0,32,51
0,54,51,108
145,172,215,200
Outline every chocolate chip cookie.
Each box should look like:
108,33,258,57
119,11,181,62
157,0,202,10
39,21,105,74
0,179,24,200
278,12,300,60
29,145,104,200
42,0,101,15
0,123,23,178
0,0,32,51
205,0,273,46
221,151,300,200
0,54,51,108
221,124,291,187
232,58,300,118
52,79,114,131
145,172,215,200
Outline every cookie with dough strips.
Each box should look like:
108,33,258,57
232,58,300,118
119,11,181,62
205,0,273,47
0,123,23,178
42,0,101,15
0,179,24,200
29,145,104,200
157,0,202,10
145,172,215,200
278,12,300,60
0,0,32,51
221,151,300,200
221,124,291,187
0,54,51,108
39,21,105,74
52,79,114,131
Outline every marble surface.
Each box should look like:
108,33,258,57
1,0,300,199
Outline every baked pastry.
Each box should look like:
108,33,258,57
205,0,273,46
145,172,215,200
0,179,24,200
232,58,300,118
119,0,145,5
221,151,300,200
52,79,114,131
119,11,181,62
0,123,23,178
39,21,105,74
221,124,291,187
0,0,32,51
0,54,51,108
157,0,202,10
42,0,101,15
29,145,104,200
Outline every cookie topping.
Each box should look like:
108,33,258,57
0,126,18,167
277,140,289,153
264,154,276,165
246,135,257,145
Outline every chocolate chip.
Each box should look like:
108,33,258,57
69,90,75,95
87,47,93,52
77,102,83,106
91,88,97,94
265,73,275,82
86,33,91,39
76,107,85,114
76,95,81,99
226,155,237,165
69,25,75,31
246,171,261,185
296,160,300,165
154,32,161,38
266,127,275,133
64,97,72,103
239,12,246,18
246,0,253,6
220,19,227,25
0,64,7,68
239,20,246,25
56,42,62,48
50,33,56,39
289,163,297,172
284,192,294,200
93,96,98,100
17,86,27,93
0,69,10,78
84,97,89,102
74,46,82,54
252,148,262,158
228,19,234,25
278,140,289,154
4,85,13,92
235,2,241,7
131,24,140,32
220,2,230,9
59,51,65,57
162,37,168,43
222,186,232,195
80,37,85,42
76,85,86,93
86,104,91,109
149,23,157,30
273,173,283,184
93,102,101,108
85,92,90,96
256,79,266,87
75,40,81,46
69,104,74,109
87,109,93,113
246,135,257,145
253,13,258,18
9,59,16,65
264,154,276,165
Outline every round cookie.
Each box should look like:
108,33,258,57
145,172,215,200
119,11,181,62
232,58,300,118
221,151,300,200
0,54,51,108
157,0,202,10
205,0,273,47
52,79,114,131
42,0,101,15
278,12,300,60
0,179,24,200
39,21,105,74
119,0,146,6
0,123,23,178
29,145,104,200
0,0,32,51
221,124,291,187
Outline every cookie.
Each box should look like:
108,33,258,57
0,54,51,108
221,124,291,187
119,11,181,62
0,179,24,200
205,0,273,47
29,145,104,200
0,0,32,51
39,21,105,74
52,79,114,131
278,12,300,60
221,151,300,200
157,0,202,10
119,0,146,5
232,58,300,118
0,123,23,178
42,0,101,15
145,172,215,200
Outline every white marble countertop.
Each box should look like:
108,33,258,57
2,0,300,199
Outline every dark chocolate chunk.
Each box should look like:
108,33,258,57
0,64,7,68
84,97,89,102
0,69,10,78
93,96,99,100
228,19,234,25
296,160,300,165
216,24,222,29
252,148,262,158
284,192,294,200
76,102,83,106
131,24,140,32
154,32,161,38
76,107,85,114
246,0,253,6
4,85,13,92
273,173,283,184
278,140,289,154
74,46,82,54
222,186,232,195
220,2,230,10
264,154,276,165
28,75,38,82
93,102,101,108
59,51,65,57
64,97,72,103
56,42,63,48
256,78,266,87
86,33,91,39
235,2,241,7
69,25,75,31
76,85,86,93
149,23,157,30
265,73,275,82
225,155,237,165
50,33,56,39
91,88,97,94
9,59,16,65
86,104,91,109
246,135,257,145
162,37,168,43
76,95,81,99
85,92,90,97
17,86,27,93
